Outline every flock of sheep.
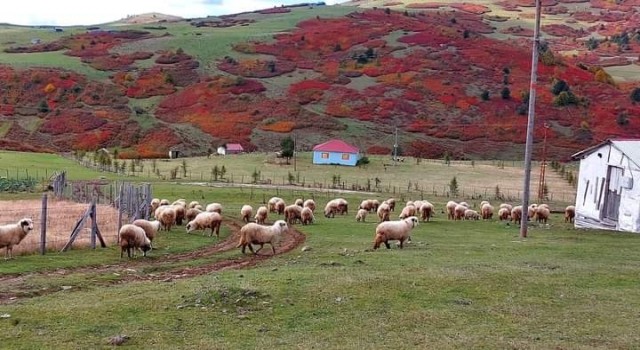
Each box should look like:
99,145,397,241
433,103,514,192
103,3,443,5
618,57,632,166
0,194,577,259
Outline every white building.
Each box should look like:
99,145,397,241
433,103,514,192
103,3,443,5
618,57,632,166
571,139,640,233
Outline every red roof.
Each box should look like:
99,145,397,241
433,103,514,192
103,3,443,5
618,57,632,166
226,143,244,151
313,139,359,153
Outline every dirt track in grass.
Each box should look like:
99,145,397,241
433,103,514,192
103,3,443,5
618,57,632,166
0,220,306,304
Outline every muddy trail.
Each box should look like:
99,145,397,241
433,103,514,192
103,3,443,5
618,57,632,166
0,220,306,304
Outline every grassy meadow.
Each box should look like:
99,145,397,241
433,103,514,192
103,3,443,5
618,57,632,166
0,151,637,349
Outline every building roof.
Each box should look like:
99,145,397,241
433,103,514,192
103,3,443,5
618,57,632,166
571,139,640,168
313,139,359,153
226,143,244,151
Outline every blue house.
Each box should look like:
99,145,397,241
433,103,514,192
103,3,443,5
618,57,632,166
312,139,361,166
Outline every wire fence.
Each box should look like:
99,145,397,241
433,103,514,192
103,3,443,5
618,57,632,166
0,198,120,256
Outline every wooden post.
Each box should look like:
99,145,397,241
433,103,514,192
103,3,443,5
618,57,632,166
92,201,106,248
117,183,124,242
40,193,47,255
90,201,96,249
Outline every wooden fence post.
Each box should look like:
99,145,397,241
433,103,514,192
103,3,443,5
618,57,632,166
90,201,96,249
40,193,47,255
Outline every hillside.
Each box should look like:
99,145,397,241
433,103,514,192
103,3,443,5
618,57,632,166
1,1,640,159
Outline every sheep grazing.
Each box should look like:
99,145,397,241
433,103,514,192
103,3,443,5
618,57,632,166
446,201,458,220
119,224,152,259
356,208,368,222
155,206,177,231
171,204,186,226
132,219,161,247
498,207,511,221
464,209,480,220
240,205,253,223
324,200,340,218
480,200,490,208
294,198,304,207
150,198,160,216
459,202,470,208
384,198,396,212
268,197,283,213
359,199,374,212
303,199,316,213
565,205,576,223
172,199,187,207
511,205,523,225
371,199,381,212
534,206,550,224
334,198,349,215
419,202,434,222
284,204,302,224
237,220,288,255
373,216,419,250
159,199,170,206
186,212,222,237
399,204,417,219
0,218,34,259
377,203,391,222
499,203,513,212
205,202,223,214
185,208,203,223
527,204,538,220
255,206,268,225
275,199,286,215
481,203,494,220
454,204,467,221
188,201,200,209
301,207,314,225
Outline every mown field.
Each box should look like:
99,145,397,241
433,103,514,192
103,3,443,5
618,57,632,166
0,151,638,349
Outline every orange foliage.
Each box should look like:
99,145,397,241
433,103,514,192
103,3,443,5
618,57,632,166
260,121,296,133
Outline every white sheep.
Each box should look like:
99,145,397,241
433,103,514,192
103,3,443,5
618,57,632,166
399,204,417,219
446,201,458,220
498,207,511,221
301,207,314,225
377,202,391,222
0,218,34,259
511,205,523,225
237,220,288,255
419,202,434,222
240,205,253,223
565,205,575,223
534,206,550,224
205,202,223,214
454,204,467,220
275,199,286,215
294,198,304,207
499,203,513,212
159,199,170,206
188,201,200,209
481,203,494,220
384,198,396,212
185,208,203,223
186,212,223,237
150,198,160,216
284,204,302,224
373,216,419,250
119,224,152,259
155,206,176,231
255,206,268,225
464,209,480,220
303,199,316,213
268,197,283,213
324,200,339,218
171,204,186,226
335,198,349,215
356,208,368,222
132,219,161,247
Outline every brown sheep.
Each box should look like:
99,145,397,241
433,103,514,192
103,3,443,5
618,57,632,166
419,202,434,222
240,205,253,223
185,208,203,223
303,199,316,213
284,204,302,224
384,198,396,212
498,207,511,221
534,207,550,224
377,203,391,222
255,206,268,225
301,207,314,225
511,205,523,225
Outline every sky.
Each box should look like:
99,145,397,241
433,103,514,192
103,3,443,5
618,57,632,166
0,0,344,26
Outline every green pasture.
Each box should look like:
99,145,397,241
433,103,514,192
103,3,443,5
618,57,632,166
0,189,639,349
0,151,637,348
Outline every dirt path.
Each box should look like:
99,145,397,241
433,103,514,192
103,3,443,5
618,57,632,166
0,220,306,304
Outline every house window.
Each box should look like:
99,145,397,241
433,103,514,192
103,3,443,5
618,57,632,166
342,153,350,160
321,152,329,159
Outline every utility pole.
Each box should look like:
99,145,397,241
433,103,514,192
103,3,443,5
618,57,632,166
520,0,542,239
393,127,398,166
